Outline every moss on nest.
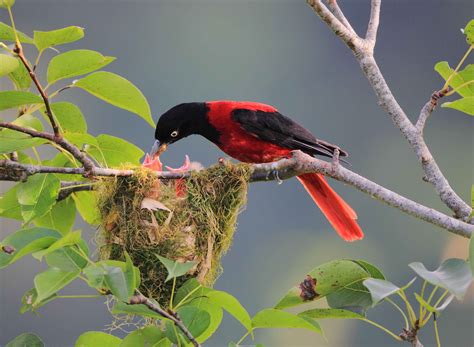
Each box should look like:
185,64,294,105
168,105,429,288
96,161,252,306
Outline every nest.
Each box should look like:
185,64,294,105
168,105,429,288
96,161,252,306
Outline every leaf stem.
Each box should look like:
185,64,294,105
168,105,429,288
398,291,417,326
236,331,252,345
419,280,428,320
444,79,474,97
56,294,102,299
426,286,439,306
422,290,449,326
361,318,403,341
386,297,409,330
6,5,20,47
169,277,177,310
443,45,473,89
433,313,441,347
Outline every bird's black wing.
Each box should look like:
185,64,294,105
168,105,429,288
232,108,348,158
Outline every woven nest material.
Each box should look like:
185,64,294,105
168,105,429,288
96,161,252,306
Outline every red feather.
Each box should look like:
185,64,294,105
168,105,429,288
297,173,363,241
206,101,364,241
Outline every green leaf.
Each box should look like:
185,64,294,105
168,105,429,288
298,308,364,320
75,332,121,347
32,230,82,260
111,300,164,319
409,259,473,299
0,22,33,43
0,54,19,77
47,49,115,85
34,267,80,304
74,71,153,126
354,260,385,279
207,290,252,331
125,251,141,291
43,102,87,133
0,183,22,219
97,259,138,301
34,26,84,52
275,259,374,309
173,278,211,306
20,288,57,313
103,265,130,302
72,191,101,224
17,174,61,223
363,278,400,306
463,19,474,45
0,227,61,268
0,91,42,111
34,197,76,234
45,244,88,271
178,306,211,340
0,0,15,8
435,62,474,98
86,134,144,167
156,255,196,282
8,57,32,90
6,333,44,347
186,297,223,343
442,96,474,115
252,309,323,335
120,326,165,347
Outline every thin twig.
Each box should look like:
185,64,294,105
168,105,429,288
366,0,381,45
306,0,359,51
416,90,446,132
13,44,60,137
0,122,95,173
129,294,200,347
326,0,357,35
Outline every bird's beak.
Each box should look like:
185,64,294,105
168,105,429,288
149,140,168,158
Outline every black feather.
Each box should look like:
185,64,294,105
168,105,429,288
232,108,348,160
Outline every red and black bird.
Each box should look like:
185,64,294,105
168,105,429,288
151,101,364,241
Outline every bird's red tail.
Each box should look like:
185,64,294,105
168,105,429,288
297,173,364,241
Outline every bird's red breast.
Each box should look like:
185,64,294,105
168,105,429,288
206,101,292,163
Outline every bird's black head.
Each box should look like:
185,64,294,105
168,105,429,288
151,102,219,157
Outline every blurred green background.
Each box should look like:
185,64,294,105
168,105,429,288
1,0,473,346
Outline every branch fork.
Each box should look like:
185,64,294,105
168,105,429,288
306,0,472,222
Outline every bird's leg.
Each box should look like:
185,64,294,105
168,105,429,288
272,167,283,185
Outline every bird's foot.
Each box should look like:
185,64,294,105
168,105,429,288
272,169,283,185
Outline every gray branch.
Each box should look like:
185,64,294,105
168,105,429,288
1,151,472,238
306,0,472,220
326,0,356,35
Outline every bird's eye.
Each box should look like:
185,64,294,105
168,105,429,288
170,130,179,138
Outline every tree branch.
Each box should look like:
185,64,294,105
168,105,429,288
306,0,472,220
13,44,60,137
306,0,360,51
129,294,200,347
0,122,95,173
366,0,381,45
326,0,357,35
2,151,472,238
